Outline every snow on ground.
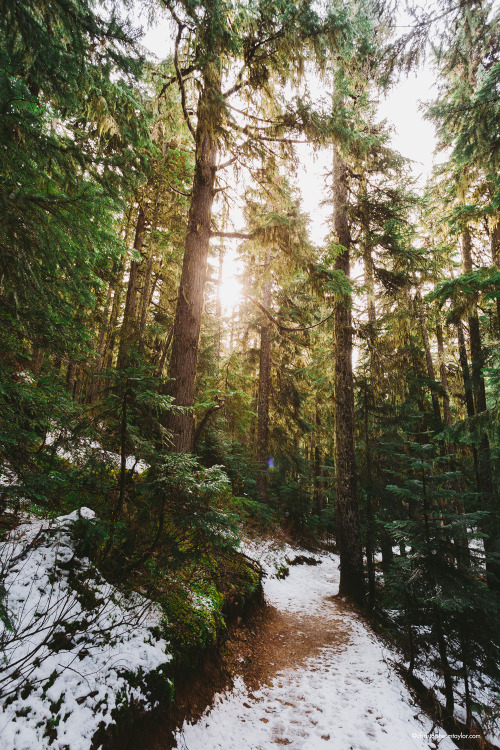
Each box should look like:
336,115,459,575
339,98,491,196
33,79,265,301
176,541,460,750
45,433,149,473
0,509,170,750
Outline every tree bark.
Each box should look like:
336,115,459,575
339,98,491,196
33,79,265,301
117,205,147,369
461,227,487,413
256,255,272,503
462,226,499,589
415,290,441,423
332,147,364,605
489,214,500,333
139,197,161,342
215,245,224,362
436,323,452,425
166,70,221,452
457,323,475,420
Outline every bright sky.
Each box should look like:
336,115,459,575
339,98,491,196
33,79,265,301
137,9,439,311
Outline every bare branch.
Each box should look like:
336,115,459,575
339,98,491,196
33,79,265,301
210,230,254,240
168,182,191,198
245,294,334,333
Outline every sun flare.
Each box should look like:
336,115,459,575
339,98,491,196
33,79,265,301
219,251,243,313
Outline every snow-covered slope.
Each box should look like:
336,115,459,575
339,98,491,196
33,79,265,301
0,510,170,750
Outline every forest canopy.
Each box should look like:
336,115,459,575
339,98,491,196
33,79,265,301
1,0,500,741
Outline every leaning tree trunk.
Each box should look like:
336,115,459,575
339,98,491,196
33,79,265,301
166,70,221,452
332,147,365,605
256,256,272,503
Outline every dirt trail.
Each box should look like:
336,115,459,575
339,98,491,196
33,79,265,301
222,600,351,693
173,550,460,750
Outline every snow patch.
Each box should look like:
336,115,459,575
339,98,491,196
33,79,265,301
0,510,170,750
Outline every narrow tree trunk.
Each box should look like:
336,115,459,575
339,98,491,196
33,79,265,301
256,257,272,503
314,409,325,515
332,147,364,605
215,245,224,362
457,323,475,419
166,72,220,452
117,205,147,369
364,387,375,609
436,323,452,425
156,327,173,378
490,215,500,333
32,348,45,375
103,281,124,371
462,227,487,413
86,282,114,403
415,290,441,423
462,226,499,589
139,197,161,342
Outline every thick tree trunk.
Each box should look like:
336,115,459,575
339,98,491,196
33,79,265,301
332,148,365,605
166,73,220,452
256,259,272,503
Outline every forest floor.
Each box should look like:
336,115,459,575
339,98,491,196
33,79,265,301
173,541,462,750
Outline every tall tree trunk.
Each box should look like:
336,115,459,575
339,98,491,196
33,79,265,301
332,147,364,605
215,245,224,362
488,205,500,333
117,205,147,369
156,327,173,378
436,323,452,425
166,72,220,452
364,386,375,609
462,227,487,413
457,323,475,419
362,194,376,607
415,290,441,423
139,197,161,342
86,280,115,403
462,226,499,588
314,408,325,516
256,255,272,503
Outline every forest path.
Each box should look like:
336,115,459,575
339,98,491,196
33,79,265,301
174,545,458,750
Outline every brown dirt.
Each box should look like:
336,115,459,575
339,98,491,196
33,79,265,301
221,602,350,692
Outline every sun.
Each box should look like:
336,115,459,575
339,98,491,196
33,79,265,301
218,249,243,313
